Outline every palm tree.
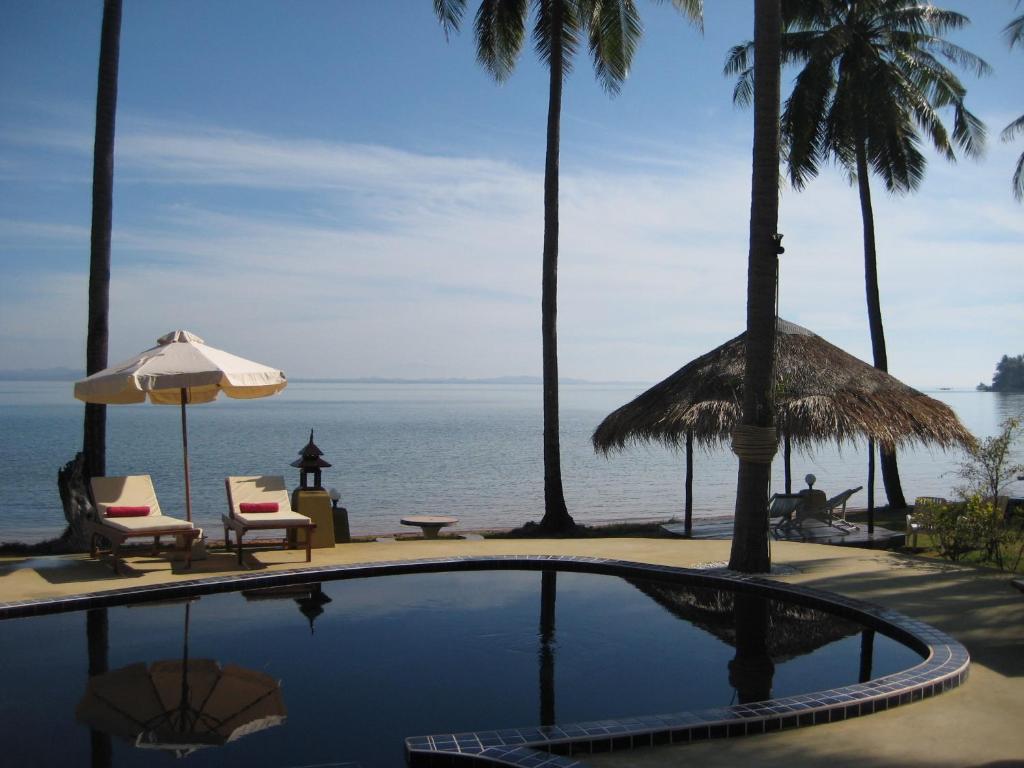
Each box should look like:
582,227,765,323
59,0,122,549
434,0,702,532
85,0,122,479
1004,5,1024,200
729,0,782,574
726,0,989,510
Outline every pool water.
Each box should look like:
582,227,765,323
0,570,922,767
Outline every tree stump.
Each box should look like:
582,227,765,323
57,452,96,552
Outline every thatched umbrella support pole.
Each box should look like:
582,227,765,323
867,438,875,534
784,432,791,494
685,429,694,536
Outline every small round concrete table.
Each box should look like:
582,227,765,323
400,515,458,539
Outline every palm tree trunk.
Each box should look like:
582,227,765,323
60,0,121,551
729,0,781,574
538,0,573,532
854,137,907,509
84,0,122,479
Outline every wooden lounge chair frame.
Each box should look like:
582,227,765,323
87,475,200,574
223,476,314,565
824,486,863,531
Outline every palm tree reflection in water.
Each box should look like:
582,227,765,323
729,593,775,704
539,570,558,727
86,608,113,768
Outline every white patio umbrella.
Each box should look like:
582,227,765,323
74,330,287,521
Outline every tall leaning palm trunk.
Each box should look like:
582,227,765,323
540,1,571,528
729,0,781,574
58,0,121,550
84,0,122,479
852,127,906,507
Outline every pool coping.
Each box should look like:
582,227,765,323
0,555,970,768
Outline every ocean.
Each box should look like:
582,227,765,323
2,381,1022,543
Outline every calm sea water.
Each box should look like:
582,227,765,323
1,381,1022,543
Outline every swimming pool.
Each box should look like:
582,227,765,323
0,557,968,767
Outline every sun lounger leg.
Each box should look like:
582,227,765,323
306,528,312,562
236,529,244,565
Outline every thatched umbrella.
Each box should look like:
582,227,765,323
592,319,974,533
627,578,860,662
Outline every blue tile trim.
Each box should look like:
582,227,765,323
0,555,969,768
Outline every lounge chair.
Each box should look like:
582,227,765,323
824,486,863,531
88,475,200,574
906,496,948,548
770,493,804,535
223,476,314,565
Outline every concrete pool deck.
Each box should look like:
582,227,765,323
1,537,1021,766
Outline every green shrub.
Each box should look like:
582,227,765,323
916,499,980,562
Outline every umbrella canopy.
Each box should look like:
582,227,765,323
74,330,287,521
77,659,286,756
74,330,287,405
77,601,286,757
593,319,973,453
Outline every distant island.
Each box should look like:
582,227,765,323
977,354,1024,392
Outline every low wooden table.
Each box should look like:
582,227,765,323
400,515,458,539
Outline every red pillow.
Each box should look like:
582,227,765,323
105,505,150,518
239,502,279,513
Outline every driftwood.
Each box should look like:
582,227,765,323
56,452,96,552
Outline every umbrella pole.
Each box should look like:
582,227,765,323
180,388,193,523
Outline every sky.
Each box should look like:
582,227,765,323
1,0,1021,388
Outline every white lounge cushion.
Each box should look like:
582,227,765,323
92,475,167,518
99,515,196,534
226,475,311,529
90,475,196,534
233,509,312,528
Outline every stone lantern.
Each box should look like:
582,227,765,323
289,429,350,545
291,429,331,491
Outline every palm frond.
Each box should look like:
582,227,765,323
1002,113,1024,142
1003,113,1024,202
1004,12,1024,48
782,50,837,189
434,0,468,39
533,0,580,78
474,0,529,81
723,42,754,105
584,0,643,95
1012,150,1024,202
661,0,702,31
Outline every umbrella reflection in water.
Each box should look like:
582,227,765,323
77,601,286,758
